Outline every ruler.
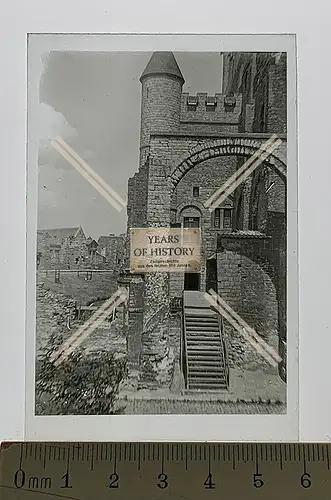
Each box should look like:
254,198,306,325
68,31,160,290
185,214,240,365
1,443,330,499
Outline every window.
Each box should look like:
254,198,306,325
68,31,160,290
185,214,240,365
214,208,221,228
223,208,232,228
213,207,233,229
192,186,200,198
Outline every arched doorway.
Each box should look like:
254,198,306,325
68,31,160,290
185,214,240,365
180,206,201,291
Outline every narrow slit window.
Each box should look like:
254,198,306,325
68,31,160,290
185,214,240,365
193,186,200,198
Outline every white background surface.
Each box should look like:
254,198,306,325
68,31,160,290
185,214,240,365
24,33,298,442
0,0,330,442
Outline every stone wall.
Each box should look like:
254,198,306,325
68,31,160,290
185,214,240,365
266,55,287,135
140,74,183,164
180,93,242,124
170,155,237,293
37,234,108,271
179,123,239,135
36,282,126,360
37,270,119,306
217,248,279,373
36,283,77,357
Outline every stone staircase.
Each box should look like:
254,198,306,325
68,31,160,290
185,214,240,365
183,291,229,391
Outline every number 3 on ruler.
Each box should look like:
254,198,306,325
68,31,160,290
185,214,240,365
157,473,168,489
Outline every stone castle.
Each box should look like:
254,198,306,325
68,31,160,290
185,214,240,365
119,51,287,392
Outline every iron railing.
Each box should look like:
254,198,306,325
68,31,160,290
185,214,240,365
180,293,189,389
217,314,230,390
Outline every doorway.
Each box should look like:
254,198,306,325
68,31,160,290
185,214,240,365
183,215,200,291
206,257,217,293
184,271,200,291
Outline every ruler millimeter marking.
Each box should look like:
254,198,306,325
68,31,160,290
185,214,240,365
1,443,331,499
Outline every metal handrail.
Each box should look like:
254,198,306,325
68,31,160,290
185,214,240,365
217,314,230,390
181,292,189,390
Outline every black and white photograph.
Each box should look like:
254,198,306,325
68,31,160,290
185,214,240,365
27,35,295,424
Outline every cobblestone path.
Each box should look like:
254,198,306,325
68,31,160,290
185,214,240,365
117,398,285,414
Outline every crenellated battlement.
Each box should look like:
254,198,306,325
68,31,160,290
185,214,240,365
180,92,242,124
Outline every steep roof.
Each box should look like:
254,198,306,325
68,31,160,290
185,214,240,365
98,236,112,246
98,234,125,246
37,226,85,240
140,52,185,84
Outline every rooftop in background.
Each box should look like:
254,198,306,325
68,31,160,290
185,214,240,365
37,227,85,239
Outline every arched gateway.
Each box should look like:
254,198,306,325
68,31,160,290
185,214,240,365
170,136,287,188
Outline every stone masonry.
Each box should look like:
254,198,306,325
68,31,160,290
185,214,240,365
123,52,287,389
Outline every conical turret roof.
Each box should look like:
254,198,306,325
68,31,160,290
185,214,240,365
140,52,185,84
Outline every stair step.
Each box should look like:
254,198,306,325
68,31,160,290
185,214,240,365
188,364,223,371
189,380,227,386
188,371,225,377
186,325,218,329
185,315,218,325
183,303,229,392
187,347,221,352
185,319,218,324
188,377,226,386
184,308,217,317
187,337,220,342
186,322,219,327
187,344,221,348
187,349,221,353
186,330,219,335
188,361,223,367
185,314,218,324
189,385,228,390
186,335,220,340
186,330,221,339
188,359,223,364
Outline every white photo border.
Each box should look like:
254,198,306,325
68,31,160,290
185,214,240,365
24,33,298,442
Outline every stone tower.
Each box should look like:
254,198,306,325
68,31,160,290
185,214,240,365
139,52,185,165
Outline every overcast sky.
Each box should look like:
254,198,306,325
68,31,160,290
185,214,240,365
37,51,223,240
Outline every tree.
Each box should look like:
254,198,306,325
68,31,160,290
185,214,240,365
35,334,127,415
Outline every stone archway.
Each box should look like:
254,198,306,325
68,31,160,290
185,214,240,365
170,136,287,189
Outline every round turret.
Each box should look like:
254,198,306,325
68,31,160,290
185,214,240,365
139,52,185,164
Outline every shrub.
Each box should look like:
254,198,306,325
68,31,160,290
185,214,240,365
35,335,126,415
